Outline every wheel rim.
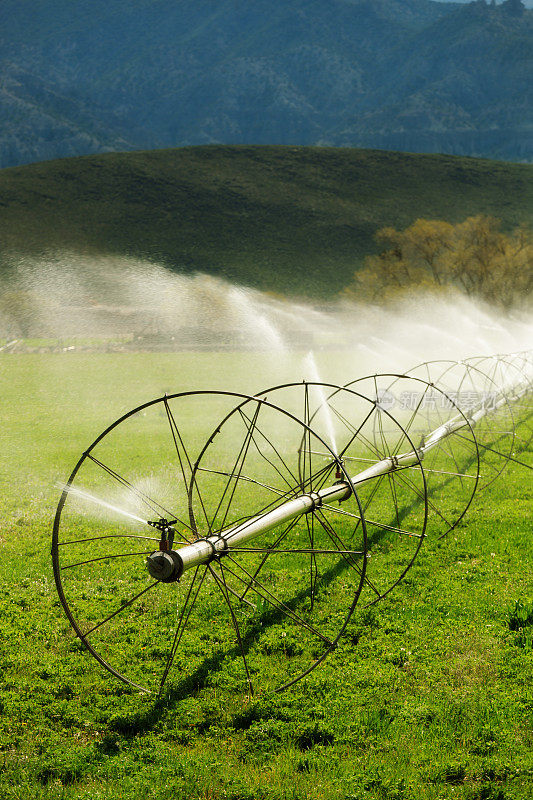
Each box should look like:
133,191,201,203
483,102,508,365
52,390,368,695
207,381,429,612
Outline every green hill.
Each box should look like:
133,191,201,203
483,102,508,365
1,145,532,297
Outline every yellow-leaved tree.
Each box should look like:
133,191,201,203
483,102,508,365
344,216,533,308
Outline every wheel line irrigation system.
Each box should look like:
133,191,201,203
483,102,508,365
52,350,532,695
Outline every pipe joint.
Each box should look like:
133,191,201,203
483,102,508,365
305,491,323,512
206,535,229,563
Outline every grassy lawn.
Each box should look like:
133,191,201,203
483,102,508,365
1,353,532,799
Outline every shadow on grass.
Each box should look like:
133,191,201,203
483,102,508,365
105,505,410,738
102,422,521,739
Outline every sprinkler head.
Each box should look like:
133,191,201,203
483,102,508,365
147,517,177,550
334,459,345,481
147,518,177,531
146,550,183,583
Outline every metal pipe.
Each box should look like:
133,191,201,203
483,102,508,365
147,377,530,582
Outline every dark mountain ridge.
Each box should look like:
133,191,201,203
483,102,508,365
0,0,531,167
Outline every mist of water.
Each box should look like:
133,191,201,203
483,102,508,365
4,250,530,540
61,484,149,525
1,250,531,386
303,351,339,456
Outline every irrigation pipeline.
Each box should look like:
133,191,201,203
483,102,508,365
148,356,533,580
52,349,533,693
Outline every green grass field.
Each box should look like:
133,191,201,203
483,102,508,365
1,353,532,799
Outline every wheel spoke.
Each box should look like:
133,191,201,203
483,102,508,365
238,406,300,489
454,432,532,470
211,402,262,532
211,561,254,696
322,503,423,538
392,468,450,530
162,397,202,541
313,509,382,598
223,555,334,647
197,467,287,498
58,533,161,546
82,581,159,638
237,515,303,602
61,551,153,570
229,546,364,555
159,565,208,694
391,382,431,458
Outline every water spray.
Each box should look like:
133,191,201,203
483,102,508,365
52,351,532,695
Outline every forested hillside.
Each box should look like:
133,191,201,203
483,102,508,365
1,0,531,167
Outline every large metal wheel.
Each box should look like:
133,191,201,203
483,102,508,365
52,390,368,695
402,359,516,489
465,353,533,469
342,373,480,542
226,381,429,610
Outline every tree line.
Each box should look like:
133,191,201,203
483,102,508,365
1,214,531,339
343,215,532,309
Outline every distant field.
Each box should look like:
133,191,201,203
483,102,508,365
1,145,532,297
1,352,532,799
